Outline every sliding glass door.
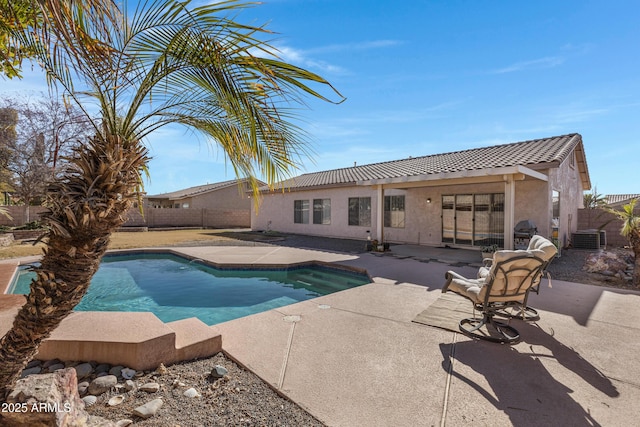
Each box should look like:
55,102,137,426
441,193,504,247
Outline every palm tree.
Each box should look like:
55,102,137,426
0,0,342,397
608,198,640,288
583,187,606,209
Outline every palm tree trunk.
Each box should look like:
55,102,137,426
0,234,108,398
0,135,147,398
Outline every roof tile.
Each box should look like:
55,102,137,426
272,133,582,190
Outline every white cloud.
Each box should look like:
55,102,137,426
251,39,401,75
306,39,402,54
491,56,565,74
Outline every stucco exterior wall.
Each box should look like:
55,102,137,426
252,178,564,247
189,183,251,210
547,150,585,247
252,186,381,240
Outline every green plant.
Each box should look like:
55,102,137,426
606,198,640,288
480,244,499,253
583,187,607,209
14,220,42,230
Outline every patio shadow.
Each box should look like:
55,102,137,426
440,330,616,426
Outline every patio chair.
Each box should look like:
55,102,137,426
477,235,557,320
442,241,556,343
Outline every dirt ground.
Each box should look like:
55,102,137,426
0,229,247,259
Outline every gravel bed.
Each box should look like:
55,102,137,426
547,247,636,289
86,353,324,426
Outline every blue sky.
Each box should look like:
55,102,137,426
1,0,638,196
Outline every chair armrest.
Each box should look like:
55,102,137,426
443,270,469,293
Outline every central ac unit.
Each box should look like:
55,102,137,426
572,230,605,249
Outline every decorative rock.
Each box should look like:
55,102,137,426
20,366,42,377
584,251,629,276
5,368,87,426
156,363,168,375
95,363,111,374
26,359,42,369
88,375,118,395
132,398,163,419
83,395,98,407
78,381,90,396
47,363,64,373
139,382,160,393
75,362,94,380
210,365,228,379
172,379,186,388
121,368,136,380
42,358,62,369
108,395,125,406
183,387,201,398
116,420,134,427
124,379,136,391
109,365,124,378
47,363,66,373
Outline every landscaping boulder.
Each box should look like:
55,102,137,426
584,251,631,278
2,367,115,427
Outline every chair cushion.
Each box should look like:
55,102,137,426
527,235,557,261
447,277,485,304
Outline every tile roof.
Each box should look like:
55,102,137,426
271,133,585,190
605,194,640,205
147,178,254,200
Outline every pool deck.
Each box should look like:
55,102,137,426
2,245,640,426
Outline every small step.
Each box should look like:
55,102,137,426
166,318,222,361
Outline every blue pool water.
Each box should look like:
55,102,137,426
8,253,370,325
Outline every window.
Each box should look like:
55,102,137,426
384,195,405,228
348,197,371,226
294,200,309,224
313,199,331,224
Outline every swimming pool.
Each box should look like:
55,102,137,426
8,253,371,325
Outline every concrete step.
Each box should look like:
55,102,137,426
166,317,222,361
33,312,221,370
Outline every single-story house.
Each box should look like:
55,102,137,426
146,178,259,210
123,178,264,228
252,133,591,250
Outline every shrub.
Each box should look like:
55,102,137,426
14,220,43,230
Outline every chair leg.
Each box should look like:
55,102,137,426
459,312,521,344
496,295,540,321
499,305,539,321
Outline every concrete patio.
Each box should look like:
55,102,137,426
1,244,639,426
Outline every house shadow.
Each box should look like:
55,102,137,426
440,323,618,426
